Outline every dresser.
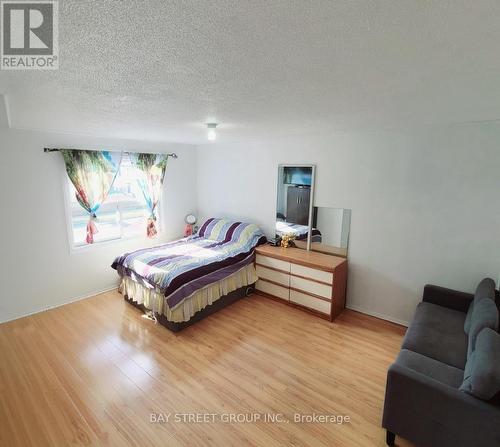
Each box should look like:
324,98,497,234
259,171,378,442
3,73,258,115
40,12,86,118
254,245,348,321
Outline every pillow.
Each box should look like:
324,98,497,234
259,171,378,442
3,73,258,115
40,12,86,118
460,328,500,400
198,218,237,241
464,278,496,335
197,217,265,248
468,298,499,357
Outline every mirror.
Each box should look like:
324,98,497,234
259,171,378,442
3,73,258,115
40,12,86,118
275,165,316,249
295,207,351,257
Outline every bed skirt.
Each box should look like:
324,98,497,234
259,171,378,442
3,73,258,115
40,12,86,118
124,285,254,332
119,262,258,324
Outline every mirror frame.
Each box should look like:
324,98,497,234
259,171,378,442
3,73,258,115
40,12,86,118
276,164,316,250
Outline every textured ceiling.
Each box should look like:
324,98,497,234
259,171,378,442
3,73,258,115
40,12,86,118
1,0,500,144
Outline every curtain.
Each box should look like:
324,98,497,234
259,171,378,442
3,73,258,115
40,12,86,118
61,149,121,244
130,153,168,238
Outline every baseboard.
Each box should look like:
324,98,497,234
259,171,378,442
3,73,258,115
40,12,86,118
0,285,119,325
346,304,409,327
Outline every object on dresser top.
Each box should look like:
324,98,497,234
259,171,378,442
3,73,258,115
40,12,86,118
267,236,282,247
280,233,296,248
254,245,348,321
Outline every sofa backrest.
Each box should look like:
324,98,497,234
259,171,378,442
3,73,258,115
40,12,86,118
468,298,499,357
464,278,497,334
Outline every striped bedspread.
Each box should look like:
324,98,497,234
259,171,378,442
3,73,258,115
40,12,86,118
275,221,322,242
112,218,266,310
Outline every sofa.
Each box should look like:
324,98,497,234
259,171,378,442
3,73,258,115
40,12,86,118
382,279,500,447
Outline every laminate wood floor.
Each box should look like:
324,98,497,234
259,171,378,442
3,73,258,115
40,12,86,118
0,290,413,447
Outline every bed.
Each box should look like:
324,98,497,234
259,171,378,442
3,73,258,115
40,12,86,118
112,218,267,331
275,221,322,242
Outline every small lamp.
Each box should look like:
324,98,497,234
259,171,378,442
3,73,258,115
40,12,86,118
184,214,197,237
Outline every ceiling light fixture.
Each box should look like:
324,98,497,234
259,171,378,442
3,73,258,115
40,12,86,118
206,123,217,141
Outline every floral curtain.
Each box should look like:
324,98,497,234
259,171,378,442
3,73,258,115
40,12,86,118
130,153,168,238
60,149,122,244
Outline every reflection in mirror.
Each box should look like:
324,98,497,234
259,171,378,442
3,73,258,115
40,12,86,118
275,165,315,248
295,207,351,257
314,207,351,257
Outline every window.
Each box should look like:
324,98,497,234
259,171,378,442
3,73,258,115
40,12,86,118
67,154,158,247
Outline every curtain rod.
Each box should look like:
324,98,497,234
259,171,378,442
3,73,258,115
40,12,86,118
43,148,178,159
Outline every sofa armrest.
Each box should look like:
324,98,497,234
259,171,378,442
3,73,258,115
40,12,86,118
422,284,473,313
383,362,500,447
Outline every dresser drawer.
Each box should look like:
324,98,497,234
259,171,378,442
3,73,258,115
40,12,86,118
290,290,331,315
290,263,333,284
256,265,289,287
290,275,332,299
256,254,290,273
256,279,289,301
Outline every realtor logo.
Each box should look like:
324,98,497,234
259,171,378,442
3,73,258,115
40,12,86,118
1,0,58,69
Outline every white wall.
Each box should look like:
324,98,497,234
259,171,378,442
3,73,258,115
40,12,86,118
2,123,499,326
0,128,197,323
196,123,500,325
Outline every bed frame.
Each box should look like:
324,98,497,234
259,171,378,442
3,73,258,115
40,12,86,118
123,284,255,332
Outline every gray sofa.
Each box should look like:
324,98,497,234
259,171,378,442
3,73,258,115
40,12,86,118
382,279,500,447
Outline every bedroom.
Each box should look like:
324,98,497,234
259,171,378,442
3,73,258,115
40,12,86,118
1,1,500,446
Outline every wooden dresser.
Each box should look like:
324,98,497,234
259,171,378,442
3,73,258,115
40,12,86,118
254,245,348,321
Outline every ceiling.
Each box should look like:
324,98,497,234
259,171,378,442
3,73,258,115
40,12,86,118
1,0,500,144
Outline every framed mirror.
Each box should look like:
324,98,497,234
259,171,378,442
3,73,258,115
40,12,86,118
294,207,351,257
275,164,316,249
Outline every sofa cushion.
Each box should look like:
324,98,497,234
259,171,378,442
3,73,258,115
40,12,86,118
464,304,474,335
464,278,497,334
397,349,464,388
468,298,499,357
475,277,497,301
402,302,468,369
460,328,500,400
